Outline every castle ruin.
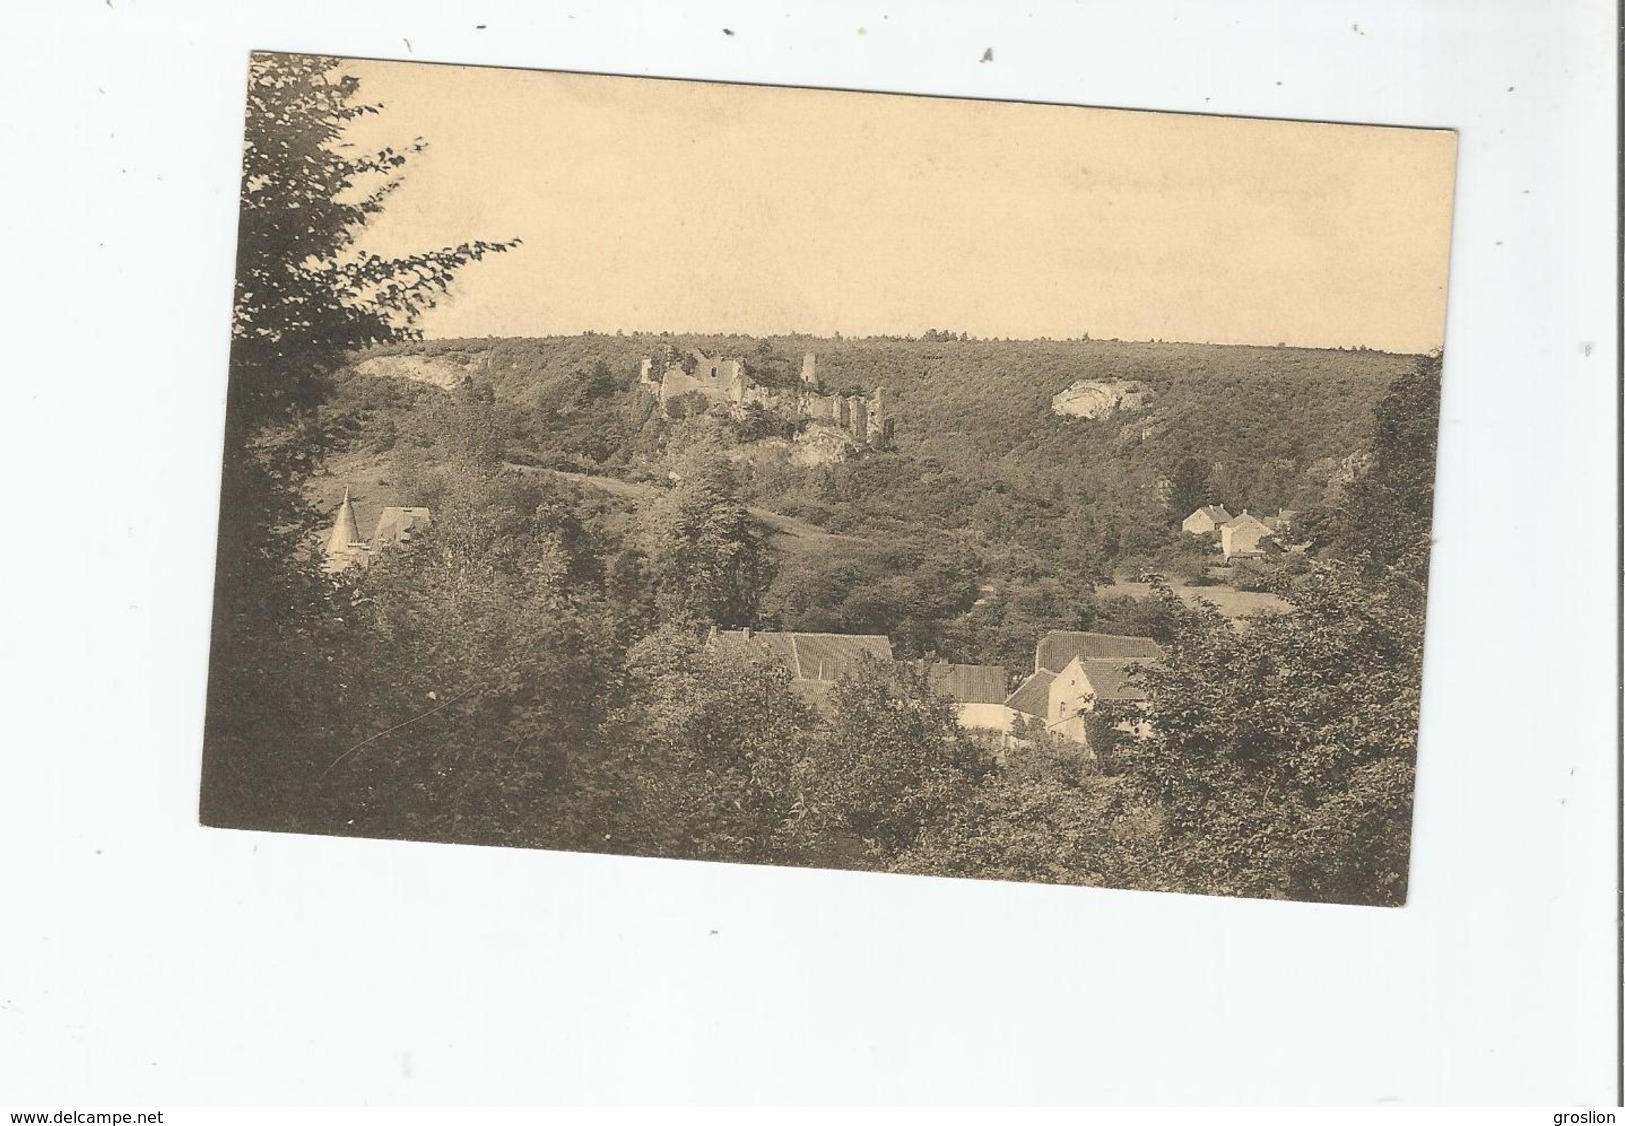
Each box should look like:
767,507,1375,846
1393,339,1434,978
640,347,892,449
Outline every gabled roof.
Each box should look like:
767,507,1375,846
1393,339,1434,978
1035,631,1163,674
711,630,893,682
1004,669,1057,718
1222,511,1273,533
917,661,1008,705
1067,657,1152,703
1190,504,1232,523
372,506,431,546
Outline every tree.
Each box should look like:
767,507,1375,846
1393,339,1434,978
1336,354,1441,579
805,658,992,857
642,461,776,628
227,52,517,437
1297,354,1442,580
322,484,620,848
1166,455,1211,522
589,626,821,862
202,53,516,828
897,737,1166,890
1109,566,1425,906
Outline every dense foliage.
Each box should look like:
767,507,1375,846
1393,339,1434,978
201,53,515,829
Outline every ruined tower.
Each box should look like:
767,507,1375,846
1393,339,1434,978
800,352,818,388
866,387,892,449
848,395,869,442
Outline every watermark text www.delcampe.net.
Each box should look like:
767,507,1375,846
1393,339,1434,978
10,1113,163,1124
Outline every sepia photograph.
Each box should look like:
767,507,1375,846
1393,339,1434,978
201,50,1457,908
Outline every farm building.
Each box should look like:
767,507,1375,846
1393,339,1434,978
373,506,432,548
1181,504,1233,535
912,660,1015,735
1006,630,1165,754
1219,511,1276,561
1003,668,1058,722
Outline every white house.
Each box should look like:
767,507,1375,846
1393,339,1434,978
1047,655,1155,752
1219,510,1275,561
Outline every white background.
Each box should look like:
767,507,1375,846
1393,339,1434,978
0,0,1616,1107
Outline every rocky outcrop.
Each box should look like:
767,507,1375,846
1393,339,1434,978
741,424,865,470
351,352,479,390
1051,379,1154,420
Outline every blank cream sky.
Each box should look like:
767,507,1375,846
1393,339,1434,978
340,57,1457,352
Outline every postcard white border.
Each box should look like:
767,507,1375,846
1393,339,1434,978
1,0,1616,1106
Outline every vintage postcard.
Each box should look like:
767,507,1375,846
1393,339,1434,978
202,52,1456,906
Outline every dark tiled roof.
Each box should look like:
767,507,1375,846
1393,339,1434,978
917,661,1008,705
1035,631,1163,674
712,630,893,682
1072,658,1151,702
712,630,798,666
792,633,893,680
1004,669,1056,717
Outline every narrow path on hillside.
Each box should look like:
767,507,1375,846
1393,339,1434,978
511,464,873,551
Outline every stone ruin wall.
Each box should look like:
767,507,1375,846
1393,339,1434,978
643,347,890,449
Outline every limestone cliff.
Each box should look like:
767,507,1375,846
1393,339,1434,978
351,352,479,390
1050,379,1154,420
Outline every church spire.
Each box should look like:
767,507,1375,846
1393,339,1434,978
325,488,362,563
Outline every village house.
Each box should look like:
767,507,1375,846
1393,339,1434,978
1181,504,1233,535
1046,655,1155,752
909,660,1014,736
1219,510,1276,561
1004,630,1164,756
707,631,1014,735
1031,630,1164,675
1186,503,1298,558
